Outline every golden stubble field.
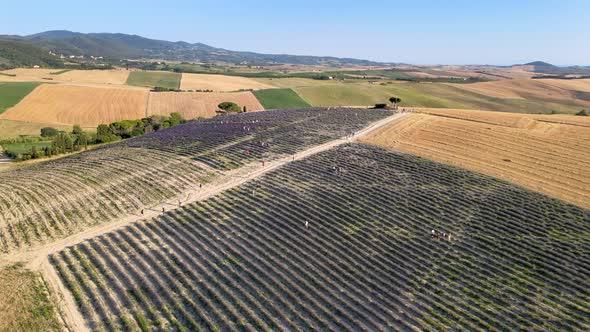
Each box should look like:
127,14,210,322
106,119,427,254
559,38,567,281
0,69,130,85
180,73,274,91
0,84,148,127
450,78,587,101
361,108,590,209
148,91,264,119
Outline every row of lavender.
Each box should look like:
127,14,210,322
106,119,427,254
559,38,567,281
121,107,391,170
52,143,590,331
0,108,392,253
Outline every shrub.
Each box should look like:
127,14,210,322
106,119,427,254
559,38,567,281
218,102,241,113
40,127,59,137
575,110,588,116
374,103,388,109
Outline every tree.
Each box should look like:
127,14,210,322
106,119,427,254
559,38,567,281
389,97,401,105
217,102,241,114
72,124,84,136
40,127,59,137
575,109,588,116
168,112,184,126
96,124,118,143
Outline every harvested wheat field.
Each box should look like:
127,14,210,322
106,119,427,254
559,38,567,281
55,69,130,85
0,68,57,82
180,73,274,91
361,108,590,209
539,78,590,93
0,84,148,127
451,79,590,105
148,91,264,119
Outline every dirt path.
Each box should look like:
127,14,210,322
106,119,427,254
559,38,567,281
1,111,406,331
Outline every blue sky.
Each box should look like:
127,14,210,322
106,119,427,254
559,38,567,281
1,0,588,65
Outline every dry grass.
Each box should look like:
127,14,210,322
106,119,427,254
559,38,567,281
361,108,590,209
148,91,264,119
55,69,130,85
0,68,56,82
540,79,590,93
0,84,148,127
0,69,130,85
180,73,274,91
0,119,73,139
0,264,62,332
450,79,574,99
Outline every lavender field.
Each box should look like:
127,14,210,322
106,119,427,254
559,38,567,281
0,108,391,252
52,144,590,331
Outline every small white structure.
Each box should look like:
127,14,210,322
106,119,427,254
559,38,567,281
32,65,40,69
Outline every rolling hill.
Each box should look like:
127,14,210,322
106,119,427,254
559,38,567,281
0,30,384,66
520,61,590,76
0,40,64,69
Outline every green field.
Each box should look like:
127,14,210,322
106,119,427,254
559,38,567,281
0,82,43,114
253,88,311,109
253,78,582,114
2,141,52,156
126,71,181,89
0,120,73,139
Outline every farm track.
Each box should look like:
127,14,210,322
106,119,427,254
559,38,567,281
50,143,590,331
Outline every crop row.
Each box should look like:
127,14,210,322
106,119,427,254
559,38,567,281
52,143,590,331
0,108,391,253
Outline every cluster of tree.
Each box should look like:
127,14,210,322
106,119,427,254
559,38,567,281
576,110,588,116
15,113,187,161
96,113,186,143
217,102,247,115
16,125,90,161
374,96,402,109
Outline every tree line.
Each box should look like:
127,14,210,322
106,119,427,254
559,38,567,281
14,113,186,161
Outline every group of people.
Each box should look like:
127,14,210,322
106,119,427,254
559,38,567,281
431,229,452,241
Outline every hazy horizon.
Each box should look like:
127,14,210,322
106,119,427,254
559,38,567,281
1,0,589,66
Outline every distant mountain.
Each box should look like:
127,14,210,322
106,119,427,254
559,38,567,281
0,30,383,66
0,40,64,69
520,61,590,76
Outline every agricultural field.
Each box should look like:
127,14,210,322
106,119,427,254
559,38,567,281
148,91,263,119
51,143,590,331
448,78,590,108
55,69,130,85
2,141,52,156
252,88,311,109
0,82,43,114
257,77,588,113
0,119,72,139
180,73,274,91
0,68,56,82
539,78,590,93
126,71,181,89
361,108,590,209
0,84,148,127
0,108,390,252
0,264,62,331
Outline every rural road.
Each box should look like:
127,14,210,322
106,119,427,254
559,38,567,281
3,111,408,332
